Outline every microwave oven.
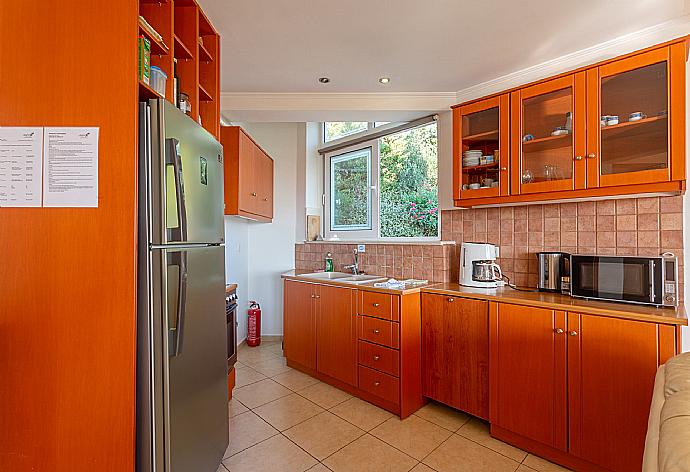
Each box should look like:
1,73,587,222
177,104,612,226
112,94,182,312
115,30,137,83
569,253,678,307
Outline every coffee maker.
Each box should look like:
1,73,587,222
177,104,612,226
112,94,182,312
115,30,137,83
460,242,504,288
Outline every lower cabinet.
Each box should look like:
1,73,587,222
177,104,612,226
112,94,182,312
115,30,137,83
283,280,317,370
421,293,489,419
316,284,357,387
490,302,679,472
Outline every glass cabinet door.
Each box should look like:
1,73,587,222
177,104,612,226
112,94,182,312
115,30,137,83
512,74,586,194
588,47,678,187
456,94,509,200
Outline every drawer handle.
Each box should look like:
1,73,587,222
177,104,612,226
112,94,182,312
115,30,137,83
373,303,380,307
374,381,380,387
447,297,454,302
373,355,380,361
373,329,380,334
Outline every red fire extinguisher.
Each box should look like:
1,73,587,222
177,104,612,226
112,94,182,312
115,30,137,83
247,301,262,347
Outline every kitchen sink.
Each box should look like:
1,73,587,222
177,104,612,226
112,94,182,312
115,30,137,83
340,274,388,284
298,272,388,285
299,271,352,280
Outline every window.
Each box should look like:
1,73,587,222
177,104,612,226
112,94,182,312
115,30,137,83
324,122,438,240
323,122,368,142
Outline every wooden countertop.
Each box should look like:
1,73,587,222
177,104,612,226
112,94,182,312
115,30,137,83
226,283,238,293
424,283,688,326
282,270,431,295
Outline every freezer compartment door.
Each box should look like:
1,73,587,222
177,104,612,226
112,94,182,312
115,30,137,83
148,99,224,245
160,245,229,471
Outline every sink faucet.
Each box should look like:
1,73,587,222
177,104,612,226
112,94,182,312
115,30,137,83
343,249,360,275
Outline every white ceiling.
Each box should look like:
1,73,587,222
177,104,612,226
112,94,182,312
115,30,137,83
199,0,688,94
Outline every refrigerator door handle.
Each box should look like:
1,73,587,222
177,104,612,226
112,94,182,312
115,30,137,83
165,138,188,242
168,251,188,357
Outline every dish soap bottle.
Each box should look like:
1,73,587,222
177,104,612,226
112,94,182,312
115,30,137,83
325,252,334,272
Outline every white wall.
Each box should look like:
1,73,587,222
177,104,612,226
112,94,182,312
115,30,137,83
683,58,690,352
224,122,303,338
436,111,454,211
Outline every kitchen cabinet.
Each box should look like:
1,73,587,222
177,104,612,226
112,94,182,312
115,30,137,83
220,126,274,221
283,280,317,370
421,294,489,419
489,302,679,471
489,303,567,451
316,284,357,387
453,40,686,207
454,94,511,200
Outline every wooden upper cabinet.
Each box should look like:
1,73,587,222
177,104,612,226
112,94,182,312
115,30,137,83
220,126,274,221
422,294,489,419
283,280,317,370
454,94,510,200
586,44,685,188
511,73,587,195
489,303,568,451
317,285,357,387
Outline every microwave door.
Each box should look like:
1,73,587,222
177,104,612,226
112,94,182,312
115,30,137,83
571,256,660,305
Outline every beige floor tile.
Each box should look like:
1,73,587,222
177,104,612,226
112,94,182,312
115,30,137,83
225,411,278,458
228,397,249,417
307,463,332,471
410,464,436,472
284,411,364,460
238,346,279,365
272,369,321,391
370,415,452,461
517,466,537,472
329,396,393,431
298,381,352,409
234,365,267,388
217,465,228,472
413,402,470,432
253,393,324,431
265,344,284,356
222,434,317,472
523,454,572,472
233,378,292,409
250,356,293,377
323,434,418,472
456,418,527,462
423,434,519,472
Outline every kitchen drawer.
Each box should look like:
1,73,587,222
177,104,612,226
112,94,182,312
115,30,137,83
358,315,399,349
358,340,400,377
358,291,399,321
358,365,400,404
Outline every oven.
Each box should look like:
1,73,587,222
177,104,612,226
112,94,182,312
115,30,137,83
225,285,238,370
569,253,678,307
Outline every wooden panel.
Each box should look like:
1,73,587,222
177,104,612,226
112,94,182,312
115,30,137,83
669,42,686,182
422,294,489,419
317,285,357,387
586,67,601,188
358,316,399,349
0,2,138,470
220,126,240,215
399,292,424,418
358,291,399,321
358,365,400,404
255,149,274,219
283,280,317,370
567,313,663,471
358,341,400,377
490,303,567,451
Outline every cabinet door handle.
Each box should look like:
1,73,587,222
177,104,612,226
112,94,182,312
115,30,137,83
554,328,564,334
447,297,455,302
251,192,257,197
374,381,380,387
587,153,596,159
373,329,380,334
500,167,508,171
314,295,320,299
373,303,380,307
574,156,583,161
263,197,268,201
569,330,579,336
373,355,380,361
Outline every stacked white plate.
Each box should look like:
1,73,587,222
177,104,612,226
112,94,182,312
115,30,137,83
463,150,482,167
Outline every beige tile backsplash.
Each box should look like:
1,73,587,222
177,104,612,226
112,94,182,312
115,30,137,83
295,196,684,294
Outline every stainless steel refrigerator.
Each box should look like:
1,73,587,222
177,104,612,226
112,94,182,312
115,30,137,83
137,99,229,472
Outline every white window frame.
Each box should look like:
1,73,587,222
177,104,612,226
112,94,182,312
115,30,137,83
324,141,380,240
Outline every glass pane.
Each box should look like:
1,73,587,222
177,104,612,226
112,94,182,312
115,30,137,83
379,123,438,237
461,107,500,191
374,122,391,127
600,62,668,175
324,122,368,142
330,148,371,230
521,88,573,184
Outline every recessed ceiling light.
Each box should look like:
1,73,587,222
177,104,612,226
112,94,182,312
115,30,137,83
318,77,330,84
379,77,391,84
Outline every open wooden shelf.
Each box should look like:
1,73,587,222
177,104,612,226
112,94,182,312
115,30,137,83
198,39,213,62
462,162,499,173
138,19,169,56
199,83,213,102
601,115,667,139
463,129,499,142
139,79,164,100
174,34,194,60
522,133,571,152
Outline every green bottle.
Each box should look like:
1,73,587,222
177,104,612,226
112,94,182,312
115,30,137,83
325,252,334,272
